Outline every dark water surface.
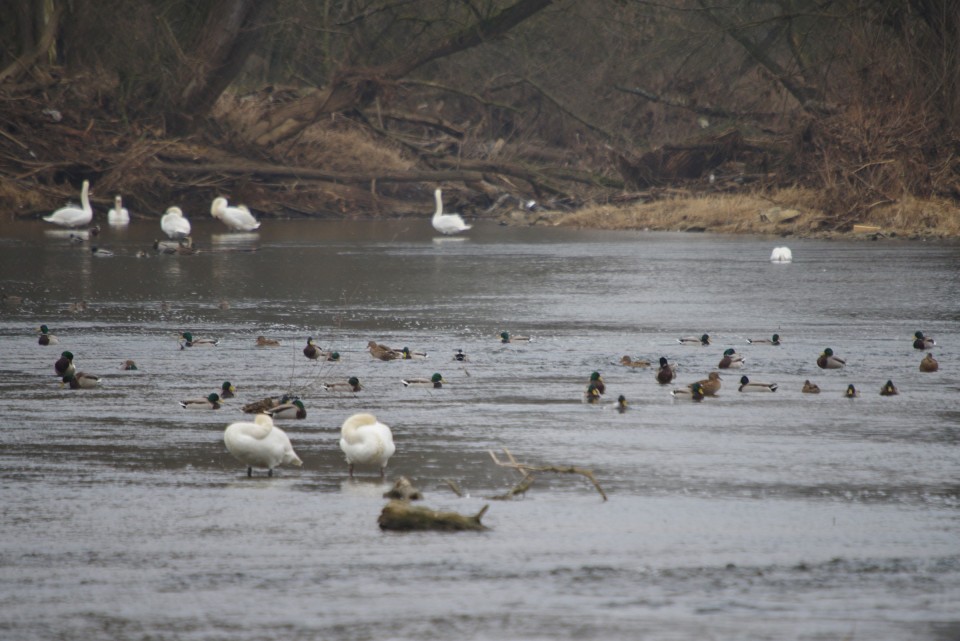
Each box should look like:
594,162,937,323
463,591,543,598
1,218,958,640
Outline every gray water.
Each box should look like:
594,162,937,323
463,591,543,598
1,218,958,641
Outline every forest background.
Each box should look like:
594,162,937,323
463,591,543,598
1,0,957,236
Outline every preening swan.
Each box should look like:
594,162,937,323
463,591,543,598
431,188,472,235
160,207,191,239
224,414,303,477
770,246,792,263
44,180,93,228
211,197,261,231
339,412,395,478
107,195,130,225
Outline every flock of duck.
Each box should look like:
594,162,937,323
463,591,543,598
601,330,940,405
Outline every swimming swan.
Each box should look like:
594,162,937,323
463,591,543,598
44,180,93,228
211,197,261,231
161,207,191,239
224,414,302,476
339,412,396,478
107,195,130,225
431,188,472,235
770,246,792,263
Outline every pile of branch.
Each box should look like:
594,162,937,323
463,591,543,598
489,448,607,501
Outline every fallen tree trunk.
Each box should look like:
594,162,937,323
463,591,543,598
378,500,489,532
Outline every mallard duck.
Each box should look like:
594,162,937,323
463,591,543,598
588,371,606,395
180,332,219,349
107,194,130,225
919,353,939,372
368,340,402,360
62,372,101,389
256,335,281,347
220,381,236,398
615,395,628,413
54,351,76,378
879,380,898,396
120,360,138,370
90,246,114,257
747,334,781,345
678,333,710,346
266,399,306,419
585,382,602,403
844,384,859,398
321,376,362,393
718,348,745,369
801,380,821,394
339,412,396,478
500,331,531,343
153,238,195,254
224,414,302,477
304,337,321,360
68,300,88,313
431,188,472,235
817,348,846,369
38,325,59,346
180,392,222,410
241,394,296,414
211,196,261,231
693,371,722,396
620,355,651,368
656,357,676,384
160,206,191,239
44,180,93,228
738,375,778,392
913,331,935,350
454,349,468,362
68,225,101,242
401,346,428,360
671,382,705,401
402,373,444,388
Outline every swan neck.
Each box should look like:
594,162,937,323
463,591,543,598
433,190,443,218
81,181,91,211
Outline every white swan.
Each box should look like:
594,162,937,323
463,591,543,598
224,414,303,477
431,188,472,235
107,195,130,225
339,412,395,478
211,196,261,231
160,206,191,239
44,180,93,228
770,246,792,263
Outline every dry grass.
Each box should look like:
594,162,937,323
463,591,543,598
555,188,960,238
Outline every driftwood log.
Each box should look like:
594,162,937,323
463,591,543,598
378,500,489,532
489,448,608,501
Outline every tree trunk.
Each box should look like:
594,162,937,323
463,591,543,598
246,0,553,147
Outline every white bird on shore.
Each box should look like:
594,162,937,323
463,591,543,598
44,180,93,228
431,188,472,235
107,195,130,225
211,197,261,231
770,246,792,263
224,414,302,477
161,207,191,239
339,412,395,478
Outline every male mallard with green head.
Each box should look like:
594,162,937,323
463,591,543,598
321,376,362,393
402,347,428,360
180,332,219,349
266,399,307,419
919,353,939,372
817,348,846,369
738,375,778,392
585,382,602,403
747,334,781,345
500,331,531,343
693,371,722,396
656,357,676,384
913,331,935,350
879,380,898,396
588,371,605,395
672,381,705,401
54,351,76,378
844,384,859,398
180,392,222,410
220,381,236,398
402,373,444,388
38,325,59,345
616,395,628,413
678,333,710,346
718,348,745,369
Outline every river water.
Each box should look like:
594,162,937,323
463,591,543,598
1,218,958,640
